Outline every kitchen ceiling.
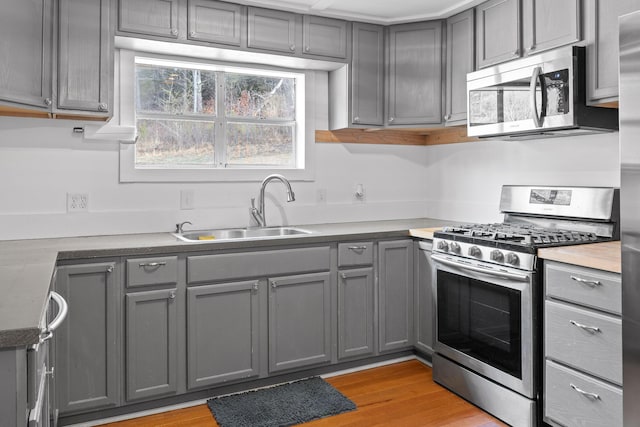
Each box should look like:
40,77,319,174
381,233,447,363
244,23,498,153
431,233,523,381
232,0,486,24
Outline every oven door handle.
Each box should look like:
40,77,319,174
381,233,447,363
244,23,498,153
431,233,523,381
432,254,530,282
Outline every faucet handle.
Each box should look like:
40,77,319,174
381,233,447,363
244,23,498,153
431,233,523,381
250,198,256,209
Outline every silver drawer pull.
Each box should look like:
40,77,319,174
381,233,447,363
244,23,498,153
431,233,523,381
139,262,166,268
570,383,601,400
348,246,368,251
168,290,176,300
570,275,602,288
569,320,601,333
340,273,347,279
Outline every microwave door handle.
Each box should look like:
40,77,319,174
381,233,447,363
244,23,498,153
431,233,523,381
529,66,545,127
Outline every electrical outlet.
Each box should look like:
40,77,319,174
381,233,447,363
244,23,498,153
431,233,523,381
67,193,89,212
180,189,195,210
316,188,327,204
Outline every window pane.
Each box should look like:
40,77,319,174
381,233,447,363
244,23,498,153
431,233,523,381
226,123,294,166
135,119,215,167
136,64,217,115
225,74,295,120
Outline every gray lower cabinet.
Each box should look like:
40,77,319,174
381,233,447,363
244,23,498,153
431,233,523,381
379,240,414,352
125,288,178,401
268,272,332,372
414,240,434,355
55,262,119,415
247,7,298,54
444,9,475,126
350,22,384,127
544,260,622,427
0,0,53,111
118,0,180,38
57,0,113,116
476,0,521,68
386,21,443,126
337,267,374,359
187,0,244,46
186,281,260,389
584,0,640,105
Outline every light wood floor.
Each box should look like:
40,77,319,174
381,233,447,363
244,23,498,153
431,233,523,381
99,360,507,427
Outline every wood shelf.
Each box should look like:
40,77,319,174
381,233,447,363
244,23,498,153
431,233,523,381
316,125,479,146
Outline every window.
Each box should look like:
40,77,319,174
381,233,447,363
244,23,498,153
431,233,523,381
118,51,313,182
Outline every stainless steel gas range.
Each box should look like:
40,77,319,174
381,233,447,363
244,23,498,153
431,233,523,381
431,185,619,427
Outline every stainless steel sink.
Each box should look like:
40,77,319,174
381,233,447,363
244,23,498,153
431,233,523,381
173,226,313,242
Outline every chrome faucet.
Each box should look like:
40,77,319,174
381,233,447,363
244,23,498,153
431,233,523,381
251,174,296,227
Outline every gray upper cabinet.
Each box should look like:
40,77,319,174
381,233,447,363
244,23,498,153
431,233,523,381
0,0,53,111
118,0,180,38
125,288,178,401
387,21,443,126
55,262,119,415
247,7,299,54
584,0,640,104
414,241,434,355
186,281,260,389
268,272,331,372
476,0,521,68
337,267,374,360
57,0,113,116
302,15,348,59
351,22,384,126
379,240,414,352
522,0,580,56
445,9,475,126
187,0,243,46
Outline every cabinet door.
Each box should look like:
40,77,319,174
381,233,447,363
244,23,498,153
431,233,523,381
445,9,475,126
476,0,521,68
379,240,414,352
415,242,435,355
247,7,298,54
125,288,178,401
187,281,260,389
302,15,348,59
55,262,119,414
57,0,113,116
387,21,443,125
351,22,384,126
187,0,243,46
118,0,179,38
268,272,331,372
522,0,580,56
338,268,374,359
585,0,640,104
0,0,52,110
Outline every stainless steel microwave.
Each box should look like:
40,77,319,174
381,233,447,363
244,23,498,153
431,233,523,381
466,46,618,138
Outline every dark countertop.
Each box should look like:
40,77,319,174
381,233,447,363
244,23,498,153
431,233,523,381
0,218,451,349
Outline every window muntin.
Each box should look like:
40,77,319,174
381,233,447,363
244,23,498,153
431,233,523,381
133,57,302,171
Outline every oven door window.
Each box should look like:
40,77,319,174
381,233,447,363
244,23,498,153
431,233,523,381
437,270,522,379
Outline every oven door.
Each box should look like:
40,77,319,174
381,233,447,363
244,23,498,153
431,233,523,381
432,253,536,399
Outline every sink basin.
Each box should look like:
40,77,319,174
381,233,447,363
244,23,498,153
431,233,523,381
173,226,313,242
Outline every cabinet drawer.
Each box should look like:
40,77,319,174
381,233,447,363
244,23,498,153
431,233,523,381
545,300,621,385
545,360,622,427
188,246,330,284
338,242,373,267
545,261,621,314
126,256,178,288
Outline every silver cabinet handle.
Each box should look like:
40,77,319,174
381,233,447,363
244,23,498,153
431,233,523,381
40,291,69,343
444,114,451,121
348,246,368,251
253,282,259,291
570,383,600,400
139,262,166,268
570,276,602,288
171,29,178,36
389,117,395,123
569,320,601,333
98,103,108,111
106,265,114,273
189,31,196,37
353,116,360,123
304,46,310,52
168,290,176,299
271,281,277,288
514,49,520,56
340,272,347,279
44,98,52,106
289,44,295,51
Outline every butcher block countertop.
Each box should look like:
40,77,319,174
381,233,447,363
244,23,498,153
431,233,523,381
408,227,443,240
538,241,621,274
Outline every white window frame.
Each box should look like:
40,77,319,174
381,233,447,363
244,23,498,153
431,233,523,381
118,49,315,182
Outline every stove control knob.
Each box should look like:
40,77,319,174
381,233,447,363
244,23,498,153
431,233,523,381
449,242,461,254
506,252,520,266
468,246,482,258
436,241,449,252
490,250,504,262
